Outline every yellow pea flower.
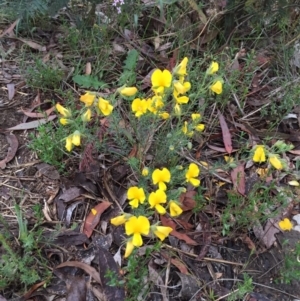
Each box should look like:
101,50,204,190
142,167,149,176
195,124,205,132
210,80,223,94
56,103,71,117
132,98,148,117
111,214,131,226
173,81,191,95
191,113,201,121
278,218,293,231
169,201,183,217
182,121,193,137
173,90,189,104
60,118,70,126
72,130,81,146
125,216,150,247
175,57,188,76
127,186,146,208
253,145,266,163
152,226,173,241
159,112,170,119
148,190,167,215
185,163,200,187
98,97,113,116
80,92,95,107
151,69,172,94
152,168,171,191
174,104,181,115
269,154,283,170
81,108,92,122
65,135,73,152
206,61,219,75
119,86,138,97
124,239,135,258
147,95,164,114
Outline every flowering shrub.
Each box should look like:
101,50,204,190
53,58,227,257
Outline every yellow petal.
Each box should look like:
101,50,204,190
152,168,171,188
132,98,148,117
253,145,266,163
132,233,143,247
155,204,166,215
111,214,128,226
127,187,146,206
195,124,205,132
288,180,299,186
151,69,172,92
278,218,293,231
148,190,167,208
169,201,183,217
175,57,188,76
125,216,150,236
56,103,71,117
65,135,73,152
124,240,134,258
189,178,200,187
153,226,173,241
98,98,113,116
206,61,219,75
160,112,170,119
60,118,69,125
71,131,81,146
210,81,223,94
81,109,92,122
142,167,149,176
119,87,138,97
191,113,201,121
269,154,283,170
80,92,95,107
174,104,181,115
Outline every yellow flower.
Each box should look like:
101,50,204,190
56,103,71,117
98,97,113,116
152,168,171,191
182,121,193,136
175,57,188,76
185,163,200,187
148,189,167,214
65,131,81,152
173,90,189,104
269,154,283,170
253,145,266,163
60,118,69,125
206,61,219,75
152,226,173,241
151,69,172,94
80,92,95,107
65,135,73,152
169,201,183,217
173,81,191,94
210,81,223,94
125,216,150,247
160,112,170,119
81,108,92,122
132,98,148,117
174,104,181,115
224,156,234,163
124,239,135,258
147,95,164,114
111,214,131,226
72,130,81,146
278,218,293,231
119,86,138,97
288,180,299,186
195,124,205,132
127,186,146,208
191,113,201,121
142,167,149,176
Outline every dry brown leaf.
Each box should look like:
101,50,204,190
22,106,56,118
83,201,111,238
218,110,232,154
85,62,92,75
6,115,56,130
0,134,18,169
7,83,15,100
56,261,101,284
0,19,19,38
18,38,46,51
231,163,245,195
